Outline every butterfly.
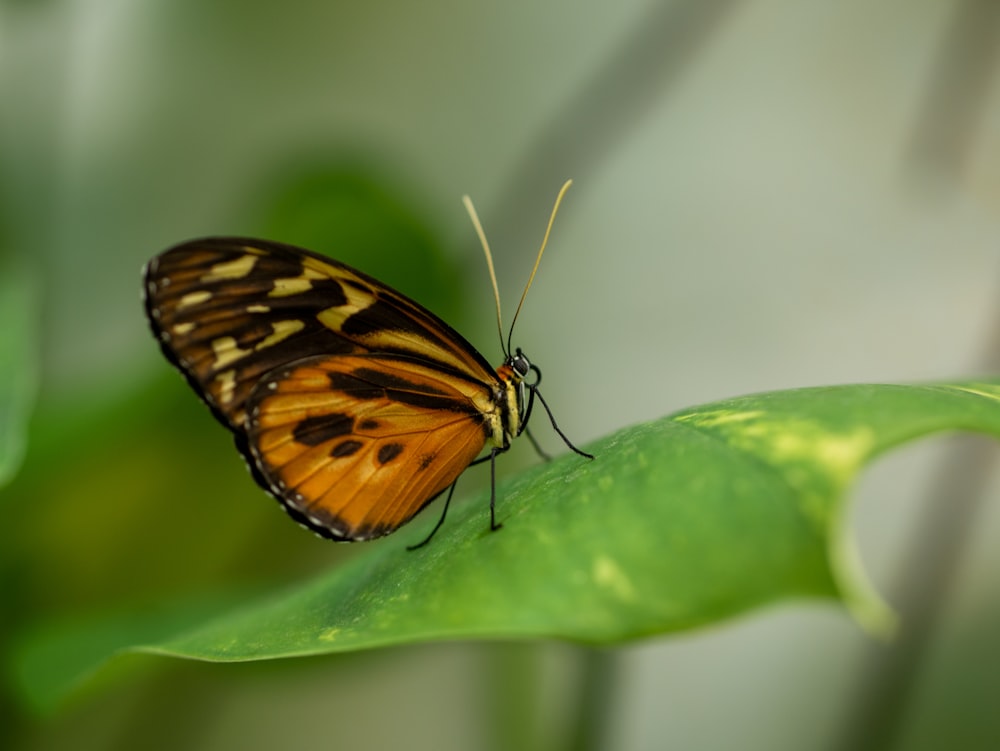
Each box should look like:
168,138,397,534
143,179,592,548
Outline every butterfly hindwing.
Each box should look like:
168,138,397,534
143,237,499,430
246,354,493,540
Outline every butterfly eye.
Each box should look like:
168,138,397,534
511,348,531,378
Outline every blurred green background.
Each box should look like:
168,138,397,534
3,1,1000,749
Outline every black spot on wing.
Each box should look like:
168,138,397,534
330,439,363,458
293,413,353,446
377,443,404,464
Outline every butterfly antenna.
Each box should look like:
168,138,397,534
506,179,573,355
463,193,507,357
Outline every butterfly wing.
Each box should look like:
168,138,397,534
144,237,508,540
246,354,493,540
143,237,499,430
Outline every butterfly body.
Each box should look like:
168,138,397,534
144,237,543,542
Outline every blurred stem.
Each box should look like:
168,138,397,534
487,643,544,751
108,664,223,751
906,0,1000,183
564,648,619,751
486,644,620,751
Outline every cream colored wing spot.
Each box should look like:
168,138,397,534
316,280,377,326
342,280,375,311
172,322,196,336
302,258,344,277
270,277,313,297
211,336,251,369
216,369,237,404
269,266,329,298
246,304,271,313
201,254,258,282
209,321,304,370
178,290,212,308
257,319,305,349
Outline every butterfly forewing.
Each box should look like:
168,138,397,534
144,238,498,430
246,354,493,540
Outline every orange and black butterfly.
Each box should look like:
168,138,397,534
143,180,591,547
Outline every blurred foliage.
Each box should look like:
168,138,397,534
0,259,38,490
899,597,1000,751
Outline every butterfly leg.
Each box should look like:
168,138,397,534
410,442,511,549
407,480,460,551
489,445,505,531
518,380,551,461
530,386,594,460
462,445,511,531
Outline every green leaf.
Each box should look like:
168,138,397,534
14,380,1000,711
0,259,39,490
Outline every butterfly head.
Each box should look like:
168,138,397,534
497,346,541,436
509,347,531,380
